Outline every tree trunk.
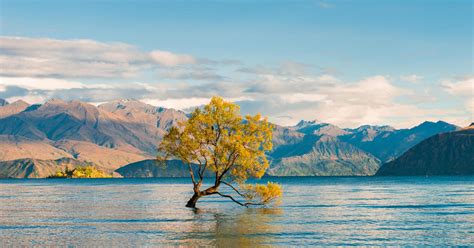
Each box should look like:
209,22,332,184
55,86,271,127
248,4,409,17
186,193,201,208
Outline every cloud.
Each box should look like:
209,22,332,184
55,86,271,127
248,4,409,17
400,74,424,83
441,76,474,117
149,50,196,67
159,67,225,81
237,61,312,77
0,86,29,99
1,36,469,128
141,96,253,111
318,1,334,9
441,76,473,97
0,78,153,103
234,75,417,127
466,98,474,115
0,36,197,79
0,77,88,90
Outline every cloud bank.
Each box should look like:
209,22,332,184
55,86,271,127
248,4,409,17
0,36,471,128
0,36,200,79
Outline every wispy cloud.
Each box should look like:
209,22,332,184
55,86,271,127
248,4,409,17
317,1,334,9
441,76,474,117
400,74,423,83
159,67,225,81
149,50,196,67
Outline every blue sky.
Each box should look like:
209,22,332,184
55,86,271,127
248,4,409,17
0,0,472,127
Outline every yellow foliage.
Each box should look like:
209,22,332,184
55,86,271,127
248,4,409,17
242,182,283,205
48,165,111,178
72,166,111,178
158,96,282,207
53,170,66,178
159,96,274,182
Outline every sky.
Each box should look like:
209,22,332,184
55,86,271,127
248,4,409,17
0,0,472,128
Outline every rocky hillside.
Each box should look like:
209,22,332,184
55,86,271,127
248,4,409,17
0,98,184,173
376,126,474,176
0,135,72,161
98,99,187,130
0,100,30,119
268,135,380,176
0,157,97,178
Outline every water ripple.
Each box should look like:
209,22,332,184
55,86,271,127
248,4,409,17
0,176,473,246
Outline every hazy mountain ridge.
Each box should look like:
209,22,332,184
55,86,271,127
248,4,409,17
376,127,474,176
0,98,463,178
340,121,459,162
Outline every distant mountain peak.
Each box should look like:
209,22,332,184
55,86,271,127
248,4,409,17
42,99,101,109
99,99,185,115
418,120,446,127
0,99,30,119
45,98,66,104
412,120,459,131
354,124,396,132
295,119,320,127
107,98,141,105
101,99,150,108
9,100,29,106
462,123,474,130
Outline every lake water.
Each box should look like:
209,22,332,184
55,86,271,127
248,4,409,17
0,177,473,246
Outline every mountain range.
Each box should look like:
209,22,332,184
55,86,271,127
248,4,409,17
376,125,474,176
0,98,463,178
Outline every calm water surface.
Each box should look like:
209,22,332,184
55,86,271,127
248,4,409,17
0,177,473,246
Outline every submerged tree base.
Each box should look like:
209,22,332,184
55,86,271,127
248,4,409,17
184,182,282,208
186,193,201,208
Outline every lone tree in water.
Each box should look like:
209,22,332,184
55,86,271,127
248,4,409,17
158,96,282,208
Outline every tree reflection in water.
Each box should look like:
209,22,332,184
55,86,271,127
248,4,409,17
180,207,284,246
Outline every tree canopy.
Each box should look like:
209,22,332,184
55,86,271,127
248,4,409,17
158,96,282,208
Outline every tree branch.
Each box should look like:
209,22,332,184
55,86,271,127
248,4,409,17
216,192,245,206
243,202,265,207
217,152,238,182
198,150,208,180
216,192,265,207
187,162,197,187
222,181,245,198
